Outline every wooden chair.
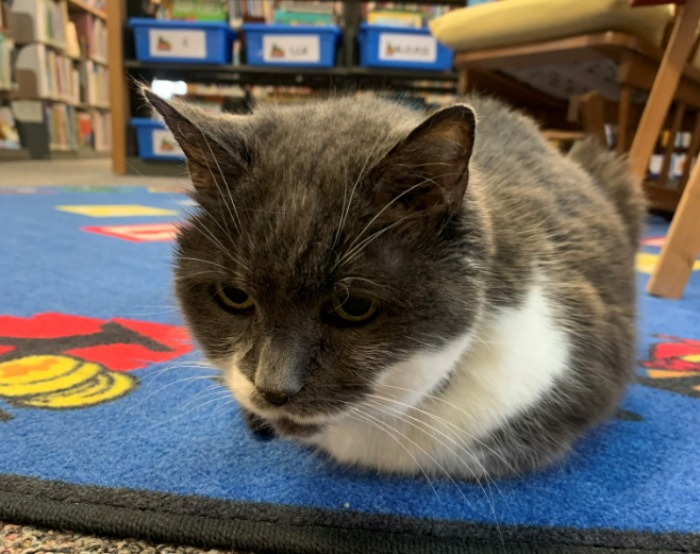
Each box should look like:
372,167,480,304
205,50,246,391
453,21,700,213
629,0,700,299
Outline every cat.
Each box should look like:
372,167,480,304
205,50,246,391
145,89,645,479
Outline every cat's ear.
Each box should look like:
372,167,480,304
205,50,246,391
142,88,249,192
372,105,475,216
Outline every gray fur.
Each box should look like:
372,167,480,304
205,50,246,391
145,90,644,478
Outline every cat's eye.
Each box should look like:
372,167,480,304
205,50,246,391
214,284,254,312
330,295,379,325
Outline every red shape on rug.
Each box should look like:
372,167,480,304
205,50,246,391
82,223,181,242
0,313,193,372
640,335,700,373
0,313,103,339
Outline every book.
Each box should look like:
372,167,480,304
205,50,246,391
0,106,21,149
76,109,93,148
367,10,423,28
0,31,14,90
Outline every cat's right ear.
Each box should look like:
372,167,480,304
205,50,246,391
141,88,250,193
370,104,475,218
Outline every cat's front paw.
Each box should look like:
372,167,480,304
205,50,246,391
241,407,276,441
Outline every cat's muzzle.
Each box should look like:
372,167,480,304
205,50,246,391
241,407,322,441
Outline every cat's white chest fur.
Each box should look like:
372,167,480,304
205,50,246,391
313,281,570,478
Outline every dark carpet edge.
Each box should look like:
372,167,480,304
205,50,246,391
0,474,698,554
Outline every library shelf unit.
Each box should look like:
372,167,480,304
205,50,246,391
109,0,465,176
5,0,110,160
0,1,26,159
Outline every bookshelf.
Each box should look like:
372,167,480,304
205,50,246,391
1,0,111,159
109,0,467,175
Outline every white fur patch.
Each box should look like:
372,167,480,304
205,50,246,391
315,280,571,477
372,331,475,413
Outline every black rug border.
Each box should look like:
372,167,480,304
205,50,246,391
0,474,698,553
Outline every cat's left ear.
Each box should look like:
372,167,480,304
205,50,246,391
372,105,475,215
142,88,249,192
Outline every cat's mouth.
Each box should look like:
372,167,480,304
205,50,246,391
242,408,323,440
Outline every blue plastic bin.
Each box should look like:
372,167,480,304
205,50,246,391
132,118,185,161
242,23,341,68
129,18,236,64
359,23,453,71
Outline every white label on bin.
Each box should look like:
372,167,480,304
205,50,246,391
378,33,437,63
262,35,320,63
148,29,206,58
152,130,184,157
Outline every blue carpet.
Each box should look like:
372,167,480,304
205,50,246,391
0,186,699,553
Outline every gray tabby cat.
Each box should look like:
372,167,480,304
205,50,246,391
145,89,645,479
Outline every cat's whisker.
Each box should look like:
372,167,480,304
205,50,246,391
343,179,436,256
361,397,506,541
374,384,522,477
145,389,232,431
343,409,440,502
361,395,512,537
176,382,228,412
128,362,217,397
116,374,218,423
176,256,232,274
364,398,487,481
365,393,518,479
186,217,250,272
136,373,218,402
333,216,410,271
333,132,387,249
143,364,216,383
198,129,243,235
116,308,181,317
335,276,395,293
348,407,474,508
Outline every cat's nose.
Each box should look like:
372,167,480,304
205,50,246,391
257,388,290,406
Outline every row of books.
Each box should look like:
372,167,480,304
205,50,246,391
15,43,79,103
83,59,108,106
10,0,69,46
41,101,110,151
152,1,461,28
14,38,108,106
649,153,695,182
362,2,460,28
183,83,460,111
153,1,344,26
69,11,107,63
88,106,110,151
12,0,107,62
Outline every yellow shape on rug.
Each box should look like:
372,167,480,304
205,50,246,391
636,252,700,274
0,355,136,409
57,205,177,217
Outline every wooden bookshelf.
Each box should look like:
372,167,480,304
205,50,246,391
0,148,31,161
107,0,125,172
66,0,106,21
3,0,112,158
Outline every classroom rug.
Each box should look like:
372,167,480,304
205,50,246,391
0,185,699,554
